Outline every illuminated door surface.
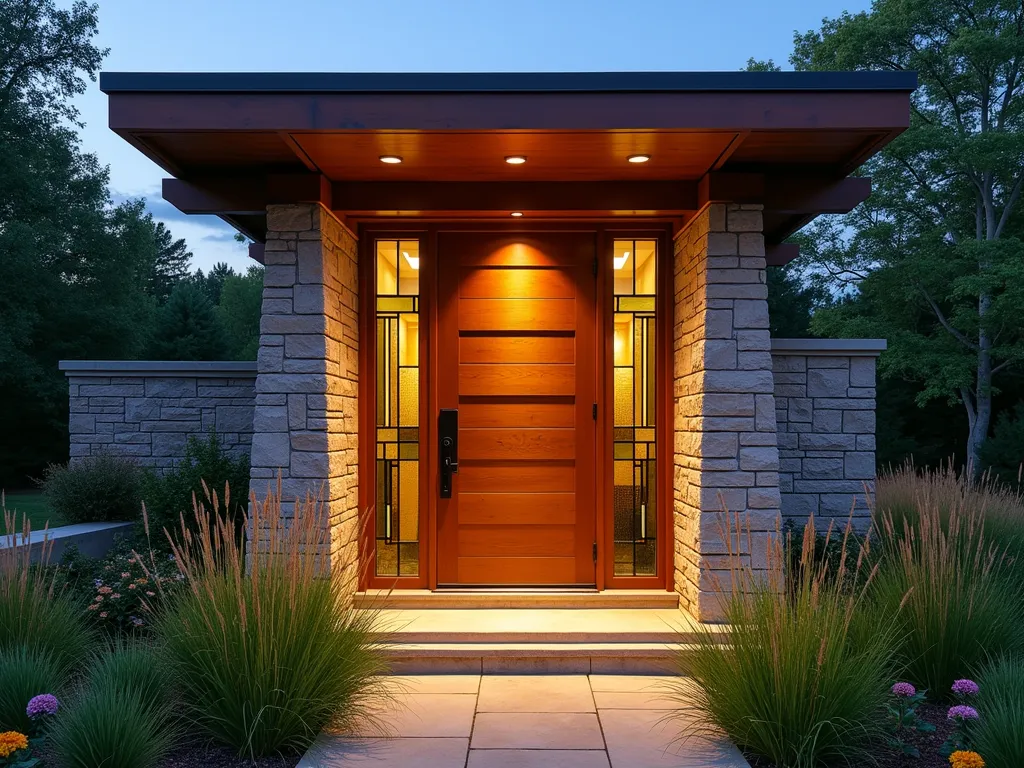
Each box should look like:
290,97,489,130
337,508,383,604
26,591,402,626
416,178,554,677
436,232,597,585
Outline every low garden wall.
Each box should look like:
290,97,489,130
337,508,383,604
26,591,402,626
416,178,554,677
770,339,885,530
59,361,256,473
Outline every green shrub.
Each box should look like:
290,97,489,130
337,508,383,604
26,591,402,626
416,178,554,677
86,640,171,713
973,655,1024,768
979,402,1024,489
1,508,95,668
39,454,143,524
0,646,68,733
141,432,249,549
676,516,900,768
157,487,388,758
872,497,1022,698
48,676,173,768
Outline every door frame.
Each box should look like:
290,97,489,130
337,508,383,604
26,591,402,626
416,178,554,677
358,220,674,592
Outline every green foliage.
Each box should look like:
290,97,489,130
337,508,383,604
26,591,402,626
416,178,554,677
48,674,173,768
141,433,249,550
85,640,171,715
148,282,228,361
0,646,68,734
157,488,388,757
217,266,264,360
980,402,1024,488
872,494,1023,697
38,454,143,524
677,517,899,768
973,655,1024,768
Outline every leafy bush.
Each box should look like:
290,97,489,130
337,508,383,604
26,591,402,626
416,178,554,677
1,508,94,669
676,516,900,768
142,432,249,549
973,656,1024,768
0,646,68,733
48,674,173,768
872,497,1022,697
157,486,388,758
38,454,143,524
980,402,1024,489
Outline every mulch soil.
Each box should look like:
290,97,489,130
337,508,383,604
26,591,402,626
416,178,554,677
743,702,958,768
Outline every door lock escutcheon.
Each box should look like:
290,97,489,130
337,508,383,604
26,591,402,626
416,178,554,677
439,408,459,498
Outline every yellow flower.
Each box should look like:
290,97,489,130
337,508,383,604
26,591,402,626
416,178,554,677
0,730,28,758
950,751,985,768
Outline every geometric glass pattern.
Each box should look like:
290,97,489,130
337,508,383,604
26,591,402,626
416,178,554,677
612,239,657,576
375,239,420,576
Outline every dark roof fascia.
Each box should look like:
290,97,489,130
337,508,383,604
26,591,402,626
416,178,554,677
99,70,918,94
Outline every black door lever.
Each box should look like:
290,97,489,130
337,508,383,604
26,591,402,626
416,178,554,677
439,409,459,498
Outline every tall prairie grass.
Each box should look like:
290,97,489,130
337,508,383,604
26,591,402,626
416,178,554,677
155,482,389,759
973,655,1024,768
676,514,900,768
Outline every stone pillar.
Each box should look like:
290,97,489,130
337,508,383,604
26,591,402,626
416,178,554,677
249,203,360,598
673,203,781,621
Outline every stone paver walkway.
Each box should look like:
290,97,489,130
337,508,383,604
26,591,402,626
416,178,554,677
297,675,750,767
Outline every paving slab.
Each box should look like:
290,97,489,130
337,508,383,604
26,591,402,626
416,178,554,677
600,708,748,768
298,736,469,767
477,675,595,712
347,693,477,738
471,712,605,750
467,749,611,767
389,674,481,694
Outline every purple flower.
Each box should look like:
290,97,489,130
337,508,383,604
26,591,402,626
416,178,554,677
892,682,917,698
947,705,980,721
26,694,60,718
952,679,980,697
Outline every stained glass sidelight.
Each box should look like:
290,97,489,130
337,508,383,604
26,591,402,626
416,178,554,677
612,239,657,576
375,240,420,576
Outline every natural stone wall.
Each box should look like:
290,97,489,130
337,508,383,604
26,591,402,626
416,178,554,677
250,203,360,598
771,339,884,531
673,203,781,621
59,361,256,471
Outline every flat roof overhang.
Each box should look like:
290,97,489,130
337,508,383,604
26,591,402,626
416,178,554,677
100,71,916,262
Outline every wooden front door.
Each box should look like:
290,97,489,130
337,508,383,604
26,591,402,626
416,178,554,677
436,232,598,586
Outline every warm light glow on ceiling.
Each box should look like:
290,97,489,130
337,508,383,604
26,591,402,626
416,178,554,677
614,251,630,269
379,155,403,164
403,251,419,270
505,155,527,165
510,211,524,217
627,154,650,163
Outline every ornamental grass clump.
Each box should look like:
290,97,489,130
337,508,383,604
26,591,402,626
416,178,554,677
0,646,68,733
85,639,171,715
871,495,1022,696
674,514,901,768
156,482,389,759
971,655,1024,768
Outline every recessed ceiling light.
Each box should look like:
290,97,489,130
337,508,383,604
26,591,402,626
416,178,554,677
379,155,403,164
505,155,527,165
402,251,420,270
614,251,630,270
627,154,650,163
510,211,524,217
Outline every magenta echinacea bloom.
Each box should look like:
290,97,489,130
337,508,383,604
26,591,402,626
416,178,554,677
947,705,980,721
952,679,980,697
26,694,60,718
891,682,917,697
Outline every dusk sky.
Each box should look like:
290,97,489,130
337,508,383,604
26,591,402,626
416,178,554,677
75,0,872,272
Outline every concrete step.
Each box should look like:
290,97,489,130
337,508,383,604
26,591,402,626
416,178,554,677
354,589,679,610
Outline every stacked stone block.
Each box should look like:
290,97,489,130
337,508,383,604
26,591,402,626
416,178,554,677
60,361,256,472
673,203,781,621
771,340,883,530
249,203,360,598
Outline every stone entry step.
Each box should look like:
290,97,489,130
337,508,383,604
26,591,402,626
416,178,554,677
354,589,679,610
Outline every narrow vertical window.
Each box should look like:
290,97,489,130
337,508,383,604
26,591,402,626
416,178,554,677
375,240,420,576
612,239,657,576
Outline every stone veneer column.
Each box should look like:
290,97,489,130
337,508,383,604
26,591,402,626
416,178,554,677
673,203,781,621
249,203,360,598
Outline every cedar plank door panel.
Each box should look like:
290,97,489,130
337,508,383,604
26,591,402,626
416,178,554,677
437,233,597,585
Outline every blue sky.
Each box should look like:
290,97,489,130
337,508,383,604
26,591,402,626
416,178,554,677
76,0,871,272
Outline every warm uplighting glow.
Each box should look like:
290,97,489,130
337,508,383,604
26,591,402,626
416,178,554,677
510,211,524,217
614,251,630,270
627,154,651,163
379,155,403,164
505,155,527,165
403,251,420,270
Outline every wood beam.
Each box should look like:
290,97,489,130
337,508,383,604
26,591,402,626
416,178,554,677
766,243,799,266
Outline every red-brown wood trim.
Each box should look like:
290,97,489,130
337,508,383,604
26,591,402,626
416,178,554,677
711,132,749,171
279,131,319,172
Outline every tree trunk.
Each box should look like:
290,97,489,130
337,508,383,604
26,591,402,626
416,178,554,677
967,296,995,478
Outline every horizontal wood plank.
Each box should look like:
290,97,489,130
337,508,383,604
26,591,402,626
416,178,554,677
459,401,575,429
460,335,575,364
458,493,576,525
458,526,575,557
460,428,576,460
457,463,575,493
459,267,576,299
456,556,578,585
459,298,575,331
459,364,575,396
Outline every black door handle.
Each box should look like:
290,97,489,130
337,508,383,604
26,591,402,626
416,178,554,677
439,408,459,498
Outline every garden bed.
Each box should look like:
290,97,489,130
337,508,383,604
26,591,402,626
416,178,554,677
157,743,300,768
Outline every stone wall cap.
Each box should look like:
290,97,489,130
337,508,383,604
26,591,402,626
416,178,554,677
59,360,258,378
770,339,887,357
0,521,134,549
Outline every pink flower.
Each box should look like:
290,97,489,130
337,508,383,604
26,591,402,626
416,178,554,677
87,604,98,611
947,705,980,721
892,682,917,698
952,679,980,697
120,572,130,578
128,583,137,590
99,611,108,618
26,694,59,718
97,586,112,595
145,591,155,597
93,595,104,603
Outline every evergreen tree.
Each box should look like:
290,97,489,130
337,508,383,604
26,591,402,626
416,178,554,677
149,283,229,361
